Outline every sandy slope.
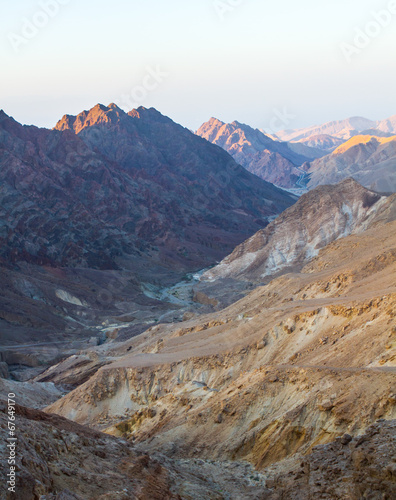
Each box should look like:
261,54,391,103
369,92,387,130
46,218,396,478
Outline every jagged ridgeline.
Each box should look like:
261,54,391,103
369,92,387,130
0,105,295,271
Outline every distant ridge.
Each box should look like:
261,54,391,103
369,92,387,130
304,135,396,192
196,118,325,188
275,116,377,142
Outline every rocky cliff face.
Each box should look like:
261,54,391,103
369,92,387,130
202,179,390,282
304,135,396,193
196,118,324,188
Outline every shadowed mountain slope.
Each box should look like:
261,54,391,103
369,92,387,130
0,105,295,272
0,105,296,365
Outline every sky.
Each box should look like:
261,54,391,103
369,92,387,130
1,0,396,132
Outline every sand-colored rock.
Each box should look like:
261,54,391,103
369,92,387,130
305,135,396,192
203,179,391,282
46,216,396,476
0,401,274,499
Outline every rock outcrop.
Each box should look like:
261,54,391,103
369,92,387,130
268,420,396,499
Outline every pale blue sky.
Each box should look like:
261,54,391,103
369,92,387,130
1,0,395,130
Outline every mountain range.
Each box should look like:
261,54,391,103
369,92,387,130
0,104,295,363
1,104,396,499
196,118,324,188
274,115,396,142
1,105,293,272
197,115,396,191
26,178,396,500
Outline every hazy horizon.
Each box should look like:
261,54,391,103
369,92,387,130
1,101,394,136
2,0,396,131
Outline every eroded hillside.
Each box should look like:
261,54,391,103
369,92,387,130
202,179,393,283
46,215,396,479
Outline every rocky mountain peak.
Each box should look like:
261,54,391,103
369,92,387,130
54,103,129,134
107,102,123,111
195,117,226,143
204,117,225,128
128,106,172,124
377,114,396,133
55,104,177,135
